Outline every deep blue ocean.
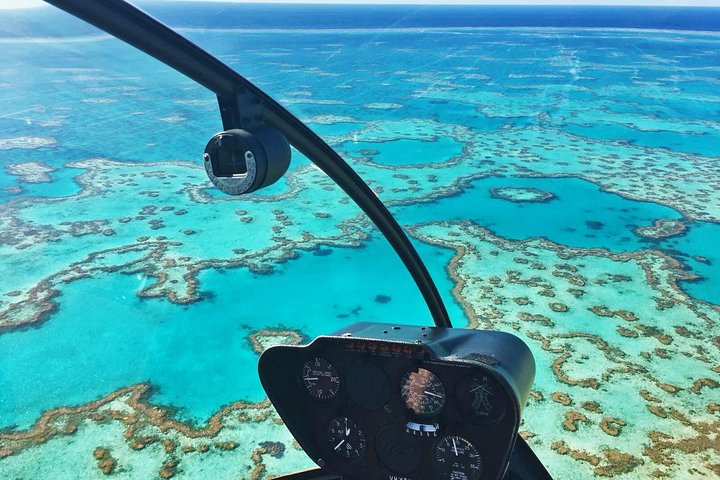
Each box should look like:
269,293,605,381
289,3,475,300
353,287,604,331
2,3,720,36
140,3,720,31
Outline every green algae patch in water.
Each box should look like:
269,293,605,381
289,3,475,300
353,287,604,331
489,186,556,203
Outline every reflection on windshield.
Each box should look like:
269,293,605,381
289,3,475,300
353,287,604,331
1,3,719,479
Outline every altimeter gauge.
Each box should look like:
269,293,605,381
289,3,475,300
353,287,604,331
327,417,367,461
434,435,483,480
401,367,446,418
301,357,340,400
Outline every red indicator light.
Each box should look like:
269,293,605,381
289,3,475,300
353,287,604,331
368,343,378,352
391,344,401,354
379,344,389,353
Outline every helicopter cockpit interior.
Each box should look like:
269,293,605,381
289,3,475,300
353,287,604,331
8,1,715,479
32,2,553,478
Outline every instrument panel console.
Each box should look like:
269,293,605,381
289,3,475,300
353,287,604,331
259,322,535,480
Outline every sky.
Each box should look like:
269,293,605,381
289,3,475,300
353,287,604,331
2,0,720,9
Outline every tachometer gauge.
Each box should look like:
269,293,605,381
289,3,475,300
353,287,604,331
301,357,340,401
401,367,446,418
457,373,507,424
327,417,366,461
434,435,483,480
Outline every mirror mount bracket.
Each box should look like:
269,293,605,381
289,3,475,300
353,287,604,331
43,0,453,330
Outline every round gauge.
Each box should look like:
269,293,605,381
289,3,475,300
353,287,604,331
346,362,392,411
327,417,367,461
457,373,507,424
434,435,483,480
401,368,446,418
301,357,340,401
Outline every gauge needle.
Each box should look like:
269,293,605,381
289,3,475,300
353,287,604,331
470,385,491,395
345,418,350,436
305,377,318,381
334,439,345,451
425,391,443,398
453,438,458,456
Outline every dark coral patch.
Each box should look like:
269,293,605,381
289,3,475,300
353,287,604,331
375,294,392,304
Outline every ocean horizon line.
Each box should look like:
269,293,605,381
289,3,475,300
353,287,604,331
4,25,720,43
3,3,720,33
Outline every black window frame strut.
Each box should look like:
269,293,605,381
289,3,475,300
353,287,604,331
43,0,452,329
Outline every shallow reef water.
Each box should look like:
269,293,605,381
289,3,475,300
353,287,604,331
0,5,719,479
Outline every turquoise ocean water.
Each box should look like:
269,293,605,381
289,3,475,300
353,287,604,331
0,4,719,479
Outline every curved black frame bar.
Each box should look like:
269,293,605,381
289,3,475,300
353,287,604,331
44,0,452,328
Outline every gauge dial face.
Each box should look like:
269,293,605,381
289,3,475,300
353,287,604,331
401,368,446,418
301,357,340,401
434,436,483,480
457,373,507,424
327,417,367,461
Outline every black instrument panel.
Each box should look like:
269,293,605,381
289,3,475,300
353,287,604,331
260,323,537,480
300,344,514,479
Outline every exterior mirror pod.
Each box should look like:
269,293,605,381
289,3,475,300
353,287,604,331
203,127,290,195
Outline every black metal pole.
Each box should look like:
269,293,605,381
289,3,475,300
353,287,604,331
43,0,452,328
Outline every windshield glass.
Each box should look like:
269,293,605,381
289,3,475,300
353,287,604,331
1,2,719,479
